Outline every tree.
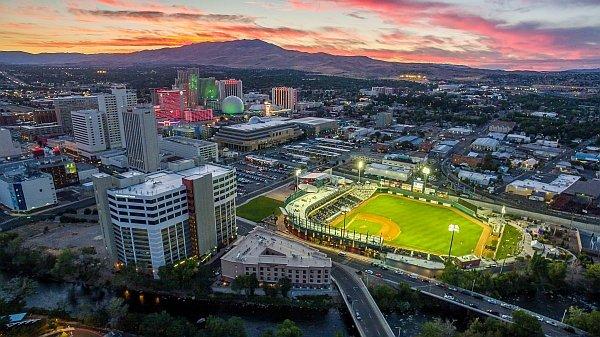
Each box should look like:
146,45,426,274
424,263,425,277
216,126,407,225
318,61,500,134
417,318,456,337
547,261,567,288
585,264,600,293
510,310,543,337
274,319,302,337
528,254,548,282
370,284,398,312
278,277,292,297
205,316,247,337
105,298,128,328
51,249,78,280
566,307,600,337
262,282,280,297
232,274,259,296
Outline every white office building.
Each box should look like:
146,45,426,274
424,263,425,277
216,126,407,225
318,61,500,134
53,95,99,133
217,79,243,101
271,87,298,110
98,84,137,149
123,105,160,173
71,109,107,154
160,136,219,162
0,169,57,212
92,160,237,276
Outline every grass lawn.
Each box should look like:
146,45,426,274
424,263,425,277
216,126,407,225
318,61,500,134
495,224,523,260
237,196,283,222
332,194,485,256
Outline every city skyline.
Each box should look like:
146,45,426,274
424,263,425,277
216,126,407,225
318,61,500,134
0,0,598,71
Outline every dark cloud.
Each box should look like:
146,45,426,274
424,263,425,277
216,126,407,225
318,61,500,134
69,8,255,23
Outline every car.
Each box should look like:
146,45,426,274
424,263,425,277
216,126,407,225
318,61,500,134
487,310,500,316
545,320,558,327
468,303,478,309
355,312,362,320
356,270,363,275
365,269,374,275
394,270,403,275
448,286,458,291
337,251,347,257
375,273,383,278
409,273,418,279
534,315,543,321
380,265,389,270
486,298,497,304
501,314,511,320
443,293,454,300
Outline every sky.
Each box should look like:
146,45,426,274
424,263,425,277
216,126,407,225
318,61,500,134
0,0,599,70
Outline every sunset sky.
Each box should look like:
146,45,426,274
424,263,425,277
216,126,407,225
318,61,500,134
1,0,599,70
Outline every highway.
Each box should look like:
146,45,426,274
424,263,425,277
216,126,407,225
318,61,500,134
331,253,581,337
332,263,395,337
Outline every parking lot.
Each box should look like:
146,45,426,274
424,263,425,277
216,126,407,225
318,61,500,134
232,158,293,197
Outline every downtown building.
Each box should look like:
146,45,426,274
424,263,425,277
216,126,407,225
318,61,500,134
92,159,237,276
71,109,108,156
53,95,99,134
217,79,243,101
271,87,298,111
97,85,137,149
0,167,57,212
122,105,160,173
175,68,200,108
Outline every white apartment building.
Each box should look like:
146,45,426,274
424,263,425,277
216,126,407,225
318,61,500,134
98,84,137,149
160,136,219,162
53,95,99,133
217,79,243,101
123,105,159,173
221,227,332,289
92,160,237,276
271,87,298,110
71,109,107,154
0,169,57,212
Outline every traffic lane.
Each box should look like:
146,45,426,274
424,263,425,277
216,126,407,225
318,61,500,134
333,255,572,337
333,265,389,337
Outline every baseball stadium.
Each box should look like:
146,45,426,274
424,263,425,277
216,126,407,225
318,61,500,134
283,181,508,261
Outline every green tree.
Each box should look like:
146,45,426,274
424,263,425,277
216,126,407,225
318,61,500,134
51,249,78,280
274,319,302,337
370,284,398,312
547,261,567,288
510,310,543,337
585,264,600,293
278,277,292,297
528,254,548,282
565,307,600,337
105,298,128,328
417,318,456,337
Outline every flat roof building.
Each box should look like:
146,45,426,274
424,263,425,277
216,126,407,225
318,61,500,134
292,117,338,136
221,226,331,289
160,136,218,162
213,117,302,152
93,160,237,276
0,168,57,212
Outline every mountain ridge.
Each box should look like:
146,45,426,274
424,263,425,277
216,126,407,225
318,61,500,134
0,39,596,79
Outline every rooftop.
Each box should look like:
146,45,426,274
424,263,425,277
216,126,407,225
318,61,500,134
162,136,216,147
292,117,337,125
222,118,292,132
222,227,331,268
109,164,231,197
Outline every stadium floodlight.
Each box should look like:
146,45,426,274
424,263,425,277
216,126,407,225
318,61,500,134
422,166,431,191
448,224,460,258
358,160,364,183
295,169,301,191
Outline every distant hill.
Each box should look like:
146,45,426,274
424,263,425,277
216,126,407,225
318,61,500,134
0,39,593,79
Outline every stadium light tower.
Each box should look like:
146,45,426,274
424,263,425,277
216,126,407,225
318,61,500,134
358,160,364,184
422,166,431,191
448,224,460,258
295,169,301,191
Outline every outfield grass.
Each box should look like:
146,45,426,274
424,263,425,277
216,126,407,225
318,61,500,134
237,196,283,222
332,194,485,256
495,224,522,260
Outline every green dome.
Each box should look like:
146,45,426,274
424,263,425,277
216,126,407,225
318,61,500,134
222,95,244,115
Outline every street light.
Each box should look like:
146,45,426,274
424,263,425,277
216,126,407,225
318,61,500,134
448,224,460,258
295,169,301,191
422,166,431,192
357,160,364,184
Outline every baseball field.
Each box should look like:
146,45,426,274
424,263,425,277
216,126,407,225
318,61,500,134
330,194,491,256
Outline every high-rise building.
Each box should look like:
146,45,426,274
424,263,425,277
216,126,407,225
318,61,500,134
92,160,237,275
271,87,298,110
175,68,200,108
217,79,243,101
98,85,137,149
71,109,107,154
199,77,218,102
122,105,159,173
53,96,99,133
155,89,187,119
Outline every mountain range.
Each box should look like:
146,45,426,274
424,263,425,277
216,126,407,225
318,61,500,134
0,39,594,79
